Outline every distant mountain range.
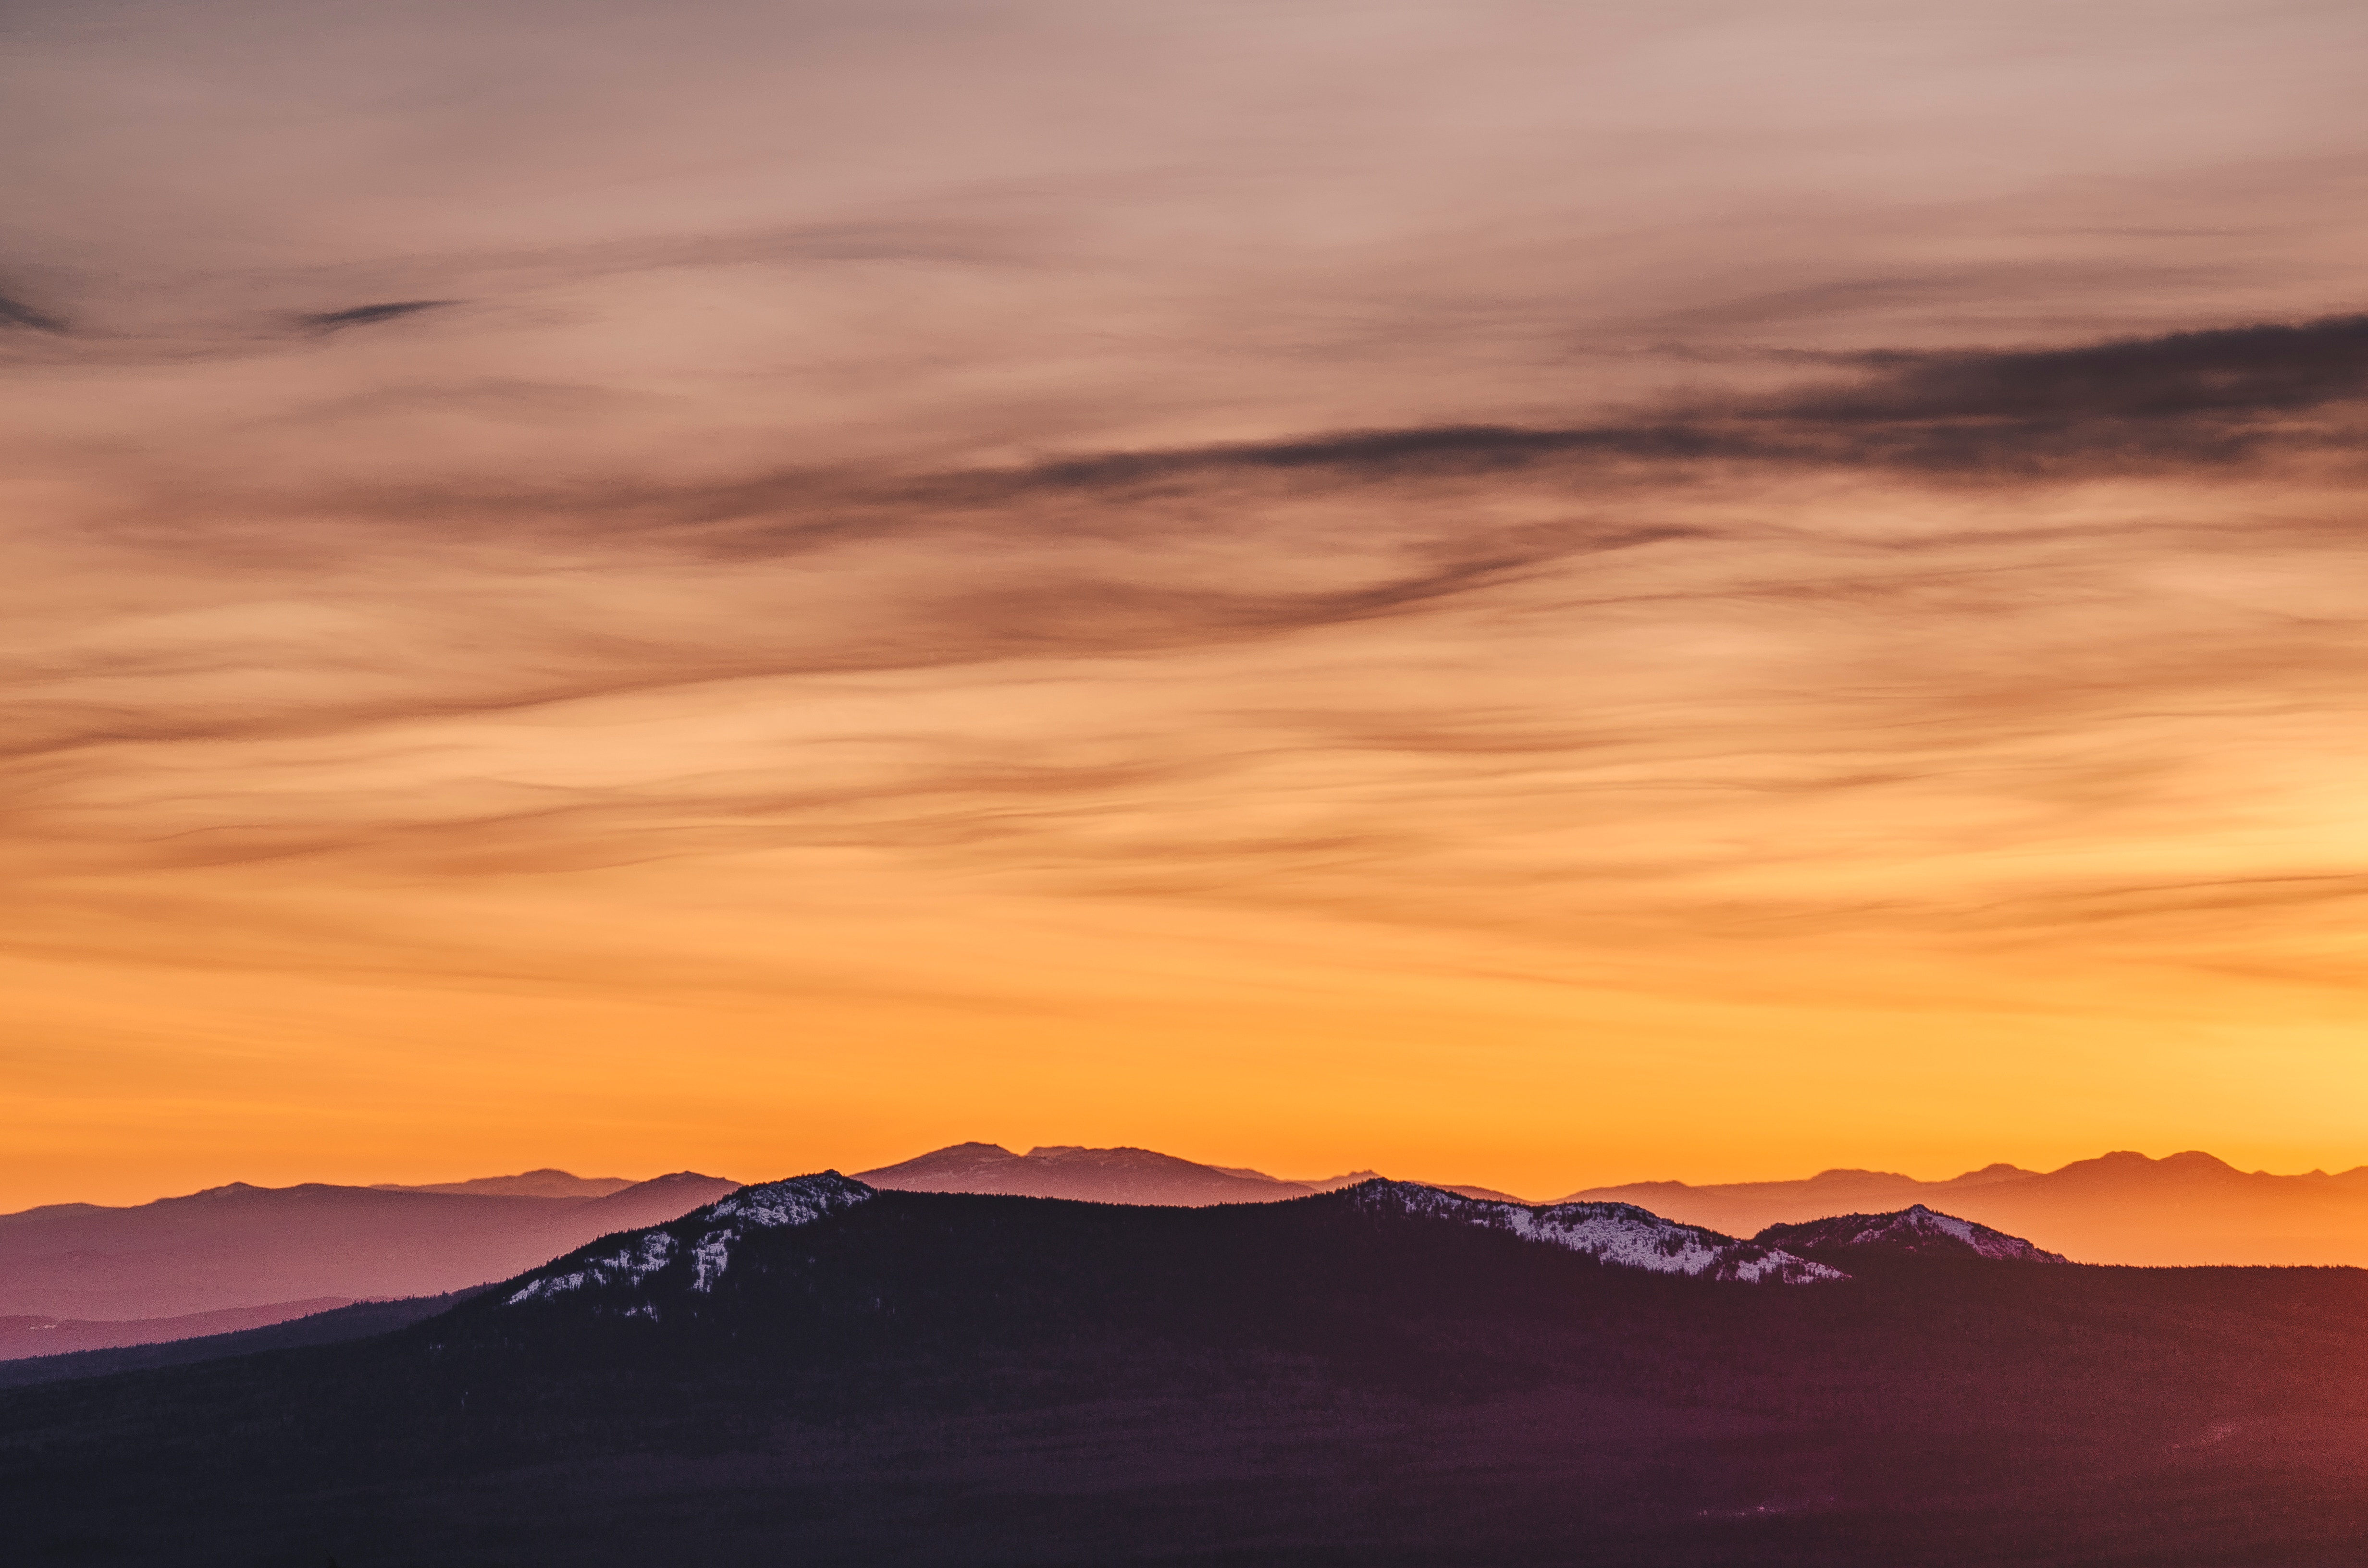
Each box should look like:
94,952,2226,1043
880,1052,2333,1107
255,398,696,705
14,1141,2368,1355
1566,1159,2042,1221
857,1142,2368,1265
10,1175,2367,1567
0,1171,739,1321
368,1169,640,1199
1572,1150,2368,1265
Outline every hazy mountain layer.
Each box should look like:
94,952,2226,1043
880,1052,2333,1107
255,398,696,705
0,1172,739,1319
853,1142,1323,1204
857,1142,1523,1206
368,1169,640,1199
1578,1150,2368,1264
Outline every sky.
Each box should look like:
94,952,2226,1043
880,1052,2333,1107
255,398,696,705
8,0,2368,1210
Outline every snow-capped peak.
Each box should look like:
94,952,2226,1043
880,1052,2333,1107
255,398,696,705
1344,1180,1846,1284
506,1172,873,1307
1753,1204,2067,1263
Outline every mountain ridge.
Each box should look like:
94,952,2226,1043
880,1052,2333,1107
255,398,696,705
1755,1204,2071,1264
0,1172,740,1321
1578,1148,2368,1264
368,1169,640,1199
493,1175,1860,1320
9,1176,2368,1566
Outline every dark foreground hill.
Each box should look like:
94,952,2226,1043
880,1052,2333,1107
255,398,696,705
11,1179,2368,1567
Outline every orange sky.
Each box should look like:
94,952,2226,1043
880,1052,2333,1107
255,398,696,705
8,0,2368,1211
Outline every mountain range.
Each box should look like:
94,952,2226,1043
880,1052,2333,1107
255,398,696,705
11,1174,2368,1566
0,1170,739,1323
367,1168,641,1198
1572,1149,2368,1265
856,1142,2368,1265
851,1142,1526,1205
15,1140,2368,1362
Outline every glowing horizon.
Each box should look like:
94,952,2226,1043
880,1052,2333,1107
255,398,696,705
10,0,2368,1213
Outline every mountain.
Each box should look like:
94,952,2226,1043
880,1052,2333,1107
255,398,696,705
1565,1162,2044,1237
1756,1205,2069,1263
853,1143,1514,1206
1578,1151,2368,1265
10,1176,2368,1567
368,1169,638,1198
0,1172,740,1321
1337,1181,1844,1283
2,1297,357,1362
502,1175,1842,1316
1900,1150,2368,1265
855,1141,1324,1204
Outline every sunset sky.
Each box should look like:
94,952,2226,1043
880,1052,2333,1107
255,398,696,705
9,0,2368,1210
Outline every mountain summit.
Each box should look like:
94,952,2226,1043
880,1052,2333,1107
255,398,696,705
854,1142,1318,1205
1756,1204,2069,1263
851,1142,1516,1206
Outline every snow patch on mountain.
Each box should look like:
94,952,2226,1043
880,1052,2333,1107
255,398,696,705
1755,1204,2067,1263
506,1230,678,1304
1345,1180,1846,1283
504,1172,872,1306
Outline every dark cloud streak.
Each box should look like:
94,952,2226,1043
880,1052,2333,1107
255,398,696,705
1009,312,2368,491
297,300,458,333
0,292,66,332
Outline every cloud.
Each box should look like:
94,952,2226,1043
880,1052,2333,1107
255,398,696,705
7,307,2368,1014
296,300,459,334
984,312,2368,492
191,310,2356,582
1800,313,2368,420
0,292,65,332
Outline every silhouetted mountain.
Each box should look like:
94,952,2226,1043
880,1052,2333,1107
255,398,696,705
1579,1151,2368,1264
369,1169,638,1198
1913,1150,2368,1265
856,1141,1322,1204
0,1291,482,1390
0,1172,739,1320
1566,1163,2043,1236
1421,1181,1533,1203
501,1175,1840,1318
855,1143,1519,1207
1337,1181,1843,1282
12,1176,2368,1566
1756,1205,2069,1264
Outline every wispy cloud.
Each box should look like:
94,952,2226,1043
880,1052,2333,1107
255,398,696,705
11,0,2368,1199
0,292,66,332
295,299,458,334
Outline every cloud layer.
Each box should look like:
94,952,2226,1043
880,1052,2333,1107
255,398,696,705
7,0,2368,1205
